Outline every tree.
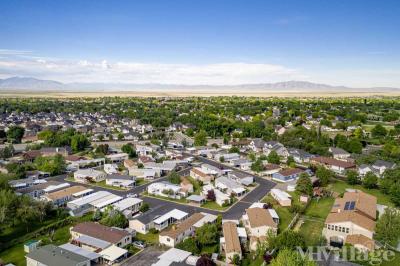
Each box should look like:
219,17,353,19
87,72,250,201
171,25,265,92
121,144,137,158
389,183,400,207
207,189,216,201
296,173,313,196
6,126,25,143
375,207,400,247
219,156,225,163
231,254,241,265
70,134,89,152
270,249,317,266
100,206,128,228
194,130,207,146
196,223,218,246
346,170,360,185
371,124,387,138
168,171,181,184
0,144,14,159
267,230,306,251
286,156,295,167
196,255,216,266
96,144,109,155
347,138,362,154
176,237,200,254
267,150,280,164
229,146,240,153
139,202,150,213
251,159,264,172
315,167,333,186
363,172,378,189
34,154,66,175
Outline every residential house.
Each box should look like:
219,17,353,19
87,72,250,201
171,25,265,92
242,207,278,251
74,169,106,183
287,148,314,164
271,189,292,206
147,181,184,199
220,222,242,264
201,184,230,206
41,185,90,207
190,167,214,184
26,244,90,266
104,163,119,174
67,191,122,216
112,197,143,218
263,141,288,158
151,248,193,266
105,174,136,188
106,153,129,163
71,222,132,249
153,209,189,231
128,168,158,179
329,147,351,161
358,160,396,177
311,157,356,174
260,163,281,177
215,176,246,197
16,181,69,198
228,171,254,186
322,191,377,251
180,177,194,194
272,168,305,182
248,138,266,153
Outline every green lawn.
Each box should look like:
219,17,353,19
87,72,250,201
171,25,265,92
304,197,335,219
201,200,231,211
90,180,128,191
135,232,159,245
329,179,394,207
261,195,295,232
0,223,73,266
136,178,151,187
299,220,325,246
144,193,189,204
380,251,400,266
200,243,219,254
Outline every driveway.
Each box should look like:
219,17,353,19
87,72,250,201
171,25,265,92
119,246,166,266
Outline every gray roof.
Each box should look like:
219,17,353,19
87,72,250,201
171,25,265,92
373,160,395,169
25,244,89,266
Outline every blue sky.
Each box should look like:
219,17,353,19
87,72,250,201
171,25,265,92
0,0,400,87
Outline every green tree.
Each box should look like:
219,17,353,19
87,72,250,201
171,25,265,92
194,130,207,146
286,156,295,167
375,207,400,247
229,146,240,153
100,206,128,228
231,254,241,265
270,249,316,266
267,230,306,251
267,150,280,164
168,171,181,184
70,134,89,152
34,154,66,175
346,170,360,185
6,126,25,143
139,202,150,213
347,138,362,154
195,223,218,246
176,237,200,254
296,173,313,195
121,144,137,158
315,167,333,186
363,172,378,189
251,159,264,172
371,124,387,138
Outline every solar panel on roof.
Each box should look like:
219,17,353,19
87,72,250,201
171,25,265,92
349,201,356,210
344,201,350,210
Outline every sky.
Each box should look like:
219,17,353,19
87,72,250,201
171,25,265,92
0,0,400,87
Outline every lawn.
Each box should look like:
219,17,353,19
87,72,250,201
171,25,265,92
136,178,151,187
304,197,335,219
261,195,295,232
0,223,73,266
89,180,128,191
329,179,394,207
135,232,159,245
298,220,325,246
201,200,231,211
144,193,189,204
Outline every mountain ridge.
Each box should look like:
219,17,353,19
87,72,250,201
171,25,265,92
0,76,398,92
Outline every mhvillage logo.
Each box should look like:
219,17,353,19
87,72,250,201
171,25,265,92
296,246,396,265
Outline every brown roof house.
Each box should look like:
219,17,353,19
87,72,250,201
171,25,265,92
242,207,278,251
322,191,377,251
311,156,355,174
70,222,132,251
159,212,217,247
220,221,242,264
190,167,214,184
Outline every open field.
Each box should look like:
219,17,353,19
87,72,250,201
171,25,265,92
2,90,400,98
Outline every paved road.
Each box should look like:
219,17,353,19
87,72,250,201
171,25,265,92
48,154,276,220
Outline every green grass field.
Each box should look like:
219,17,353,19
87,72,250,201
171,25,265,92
299,220,325,246
135,232,159,245
304,197,335,219
261,195,295,232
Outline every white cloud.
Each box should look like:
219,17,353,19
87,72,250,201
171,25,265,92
0,55,305,85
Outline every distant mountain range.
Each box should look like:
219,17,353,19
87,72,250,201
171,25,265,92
0,76,399,92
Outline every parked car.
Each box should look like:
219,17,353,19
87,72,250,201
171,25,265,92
127,193,138,198
133,241,146,249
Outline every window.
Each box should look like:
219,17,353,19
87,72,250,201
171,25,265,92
328,225,331,230
335,226,338,231
346,228,349,233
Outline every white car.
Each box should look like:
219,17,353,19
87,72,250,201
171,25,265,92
127,193,138,198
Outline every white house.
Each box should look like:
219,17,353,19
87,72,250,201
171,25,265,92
147,181,183,199
104,163,119,174
74,169,106,183
105,174,136,188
